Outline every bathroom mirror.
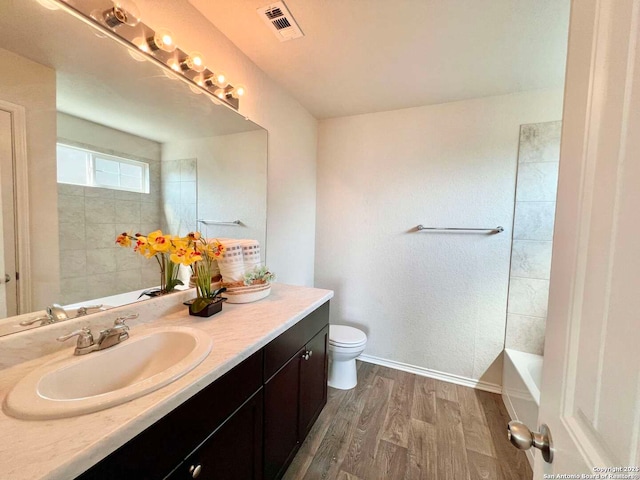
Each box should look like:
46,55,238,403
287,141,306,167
0,0,267,336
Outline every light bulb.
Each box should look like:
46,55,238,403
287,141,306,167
128,49,146,62
231,84,246,99
214,88,227,100
194,74,206,87
101,0,140,28
167,58,182,72
215,71,228,87
132,37,150,53
35,0,59,10
148,28,176,52
181,52,205,73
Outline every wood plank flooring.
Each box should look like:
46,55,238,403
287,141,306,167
283,361,532,480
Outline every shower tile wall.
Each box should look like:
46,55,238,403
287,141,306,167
160,158,197,237
57,161,162,305
506,121,561,355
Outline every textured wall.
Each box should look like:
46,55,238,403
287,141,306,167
56,113,163,305
505,121,561,354
316,90,563,387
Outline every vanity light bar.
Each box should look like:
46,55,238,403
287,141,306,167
49,0,245,110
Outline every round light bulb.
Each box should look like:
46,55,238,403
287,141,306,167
36,0,60,10
148,28,176,52
214,88,227,99
132,37,150,53
167,58,181,72
102,0,140,28
182,52,205,73
215,72,228,87
231,84,246,98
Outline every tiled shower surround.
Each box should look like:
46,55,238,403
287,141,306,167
57,167,163,305
505,121,561,354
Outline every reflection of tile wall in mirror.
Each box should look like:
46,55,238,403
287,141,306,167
0,0,267,335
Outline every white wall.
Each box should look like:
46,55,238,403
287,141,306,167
0,48,58,310
136,0,318,286
161,130,268,247
316,89,563,387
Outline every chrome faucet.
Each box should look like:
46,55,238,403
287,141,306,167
20,304,104,326
57,314,138,355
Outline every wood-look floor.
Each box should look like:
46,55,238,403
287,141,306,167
283,361,532,480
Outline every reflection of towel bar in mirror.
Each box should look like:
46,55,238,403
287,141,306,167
416,225,504,234
197,220,242,226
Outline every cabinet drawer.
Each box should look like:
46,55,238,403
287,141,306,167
76,349,263,480
264,302,329,381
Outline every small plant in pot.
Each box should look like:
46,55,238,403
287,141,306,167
186,233,227,317
243,265,275,286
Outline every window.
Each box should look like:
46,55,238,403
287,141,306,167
57,143,149,193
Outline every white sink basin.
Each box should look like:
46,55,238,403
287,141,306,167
3,326,212,420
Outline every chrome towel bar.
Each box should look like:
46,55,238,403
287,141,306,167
197,220,242,226
416,225,504,234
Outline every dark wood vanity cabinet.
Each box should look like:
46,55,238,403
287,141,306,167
167,389,264,480
263,304,329,480
75,301,329,480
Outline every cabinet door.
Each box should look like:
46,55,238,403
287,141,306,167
299,326,328,438
263,346,304,480
168,389,264,480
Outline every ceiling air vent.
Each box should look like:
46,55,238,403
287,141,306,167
257,1,304,42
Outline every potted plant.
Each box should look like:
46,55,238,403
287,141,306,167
186,234,227,317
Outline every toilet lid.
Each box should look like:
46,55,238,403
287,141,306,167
329,325,367,346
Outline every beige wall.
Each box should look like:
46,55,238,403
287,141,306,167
137,0,318,286
0,48,58,310
315,89,563,387
161,130,268,247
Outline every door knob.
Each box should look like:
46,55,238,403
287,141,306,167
507,421,553,463
189,464,202,478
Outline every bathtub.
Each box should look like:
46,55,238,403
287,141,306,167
502,348,543,468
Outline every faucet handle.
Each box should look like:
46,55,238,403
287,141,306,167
114,313,138,326
57,327,94,349
20,314,53,326
75,304,103,317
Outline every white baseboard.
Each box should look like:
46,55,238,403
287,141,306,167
357,354,502,394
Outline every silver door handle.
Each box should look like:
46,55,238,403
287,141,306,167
507,421,553,463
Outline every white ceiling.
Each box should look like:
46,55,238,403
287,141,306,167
189,0,570,119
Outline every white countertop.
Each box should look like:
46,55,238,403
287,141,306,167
0,283,333,480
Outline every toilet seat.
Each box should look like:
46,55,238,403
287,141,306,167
329,325,367,347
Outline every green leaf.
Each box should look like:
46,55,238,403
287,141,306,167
190,297,210,313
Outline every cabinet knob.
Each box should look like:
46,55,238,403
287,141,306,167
189,464,202,478
302,351,310,360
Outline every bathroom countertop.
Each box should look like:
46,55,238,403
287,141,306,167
0,283,333,480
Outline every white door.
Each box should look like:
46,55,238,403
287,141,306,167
0,108,18,317
535,0,640,476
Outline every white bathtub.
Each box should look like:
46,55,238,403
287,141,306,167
502,348,543,468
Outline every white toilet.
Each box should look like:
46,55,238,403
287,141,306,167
328,325,368,390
